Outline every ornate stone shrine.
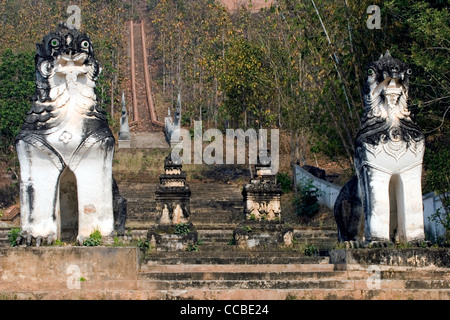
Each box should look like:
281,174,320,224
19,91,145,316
155,153,191,225
146,152,195,251
242,157,282,221
334,51,425,244
15,24,125,245
234,158,289,249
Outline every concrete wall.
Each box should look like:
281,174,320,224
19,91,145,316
423,192,447,242
294,165,342,210
0,247,139,293
294,165,447,241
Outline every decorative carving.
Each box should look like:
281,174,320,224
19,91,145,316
155,153,191,225
242,157,282,221
15,24,125,245
118,92,131,147
335,51,425,244
164,92,182,147
356,50,424,154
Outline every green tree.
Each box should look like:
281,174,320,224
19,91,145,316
0,49,34,146
146,0,448,186
150,0,232,128
219,37,276,128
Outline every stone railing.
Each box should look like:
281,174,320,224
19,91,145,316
294,165,341,211
164,109,175,144
294,165,446,241
423,192,447,242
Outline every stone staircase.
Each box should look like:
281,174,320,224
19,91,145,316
136,258,449,300
114,180,449,300
1,179,448,300
118,182,158,224
0,228,9,247
118,181,244,227
119,181,338,245
0,246,448,300
189,182,243,227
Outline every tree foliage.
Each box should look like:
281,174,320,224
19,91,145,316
0,0,130,144
0,49,34,145
220,37,276,128
0,0,448,196
147,0,448,193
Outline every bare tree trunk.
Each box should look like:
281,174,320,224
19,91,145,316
292,132,298,198
110,78,114,117
162,33,165,94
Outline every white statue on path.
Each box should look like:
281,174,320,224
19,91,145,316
335,51,425,245
16,25,117,245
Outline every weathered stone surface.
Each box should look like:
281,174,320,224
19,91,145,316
155,153,191,225
335,51,425,244
0,247,138,285
329,248,450,268
334,176,364,241
15,24,126,243
231,221,294,249
0,246,448,300
242,159,282,221
113,178,127,236
147,223,198,251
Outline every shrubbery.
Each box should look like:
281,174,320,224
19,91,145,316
293,178,323,218
83,228,103,246
276,172,292,193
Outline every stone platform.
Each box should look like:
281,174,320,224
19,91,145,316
0,246,448,300
129,132,169,149
1,178,448,300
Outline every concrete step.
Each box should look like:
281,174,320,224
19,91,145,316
139,272,348,282
144,252,330,265
197,230,234,243
196,227,338,247
137,279,351,290
191,196,243,202
129,132,169,149
127,224,240,230
140,264,450,282
120,181,245,225
191,210,242,216
194,242,335,253
118,183,156,192
124,226,339,251
0,239,8,247
119,182,242,194
191,202,243,210
140,270,347,282
1,288,448,300
140,263,336,273
190,217,242,224
294,228,338,239
135,277,450,291
0,228,11,247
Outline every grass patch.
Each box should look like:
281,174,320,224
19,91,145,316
7,227,21,247
83,228,103,246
